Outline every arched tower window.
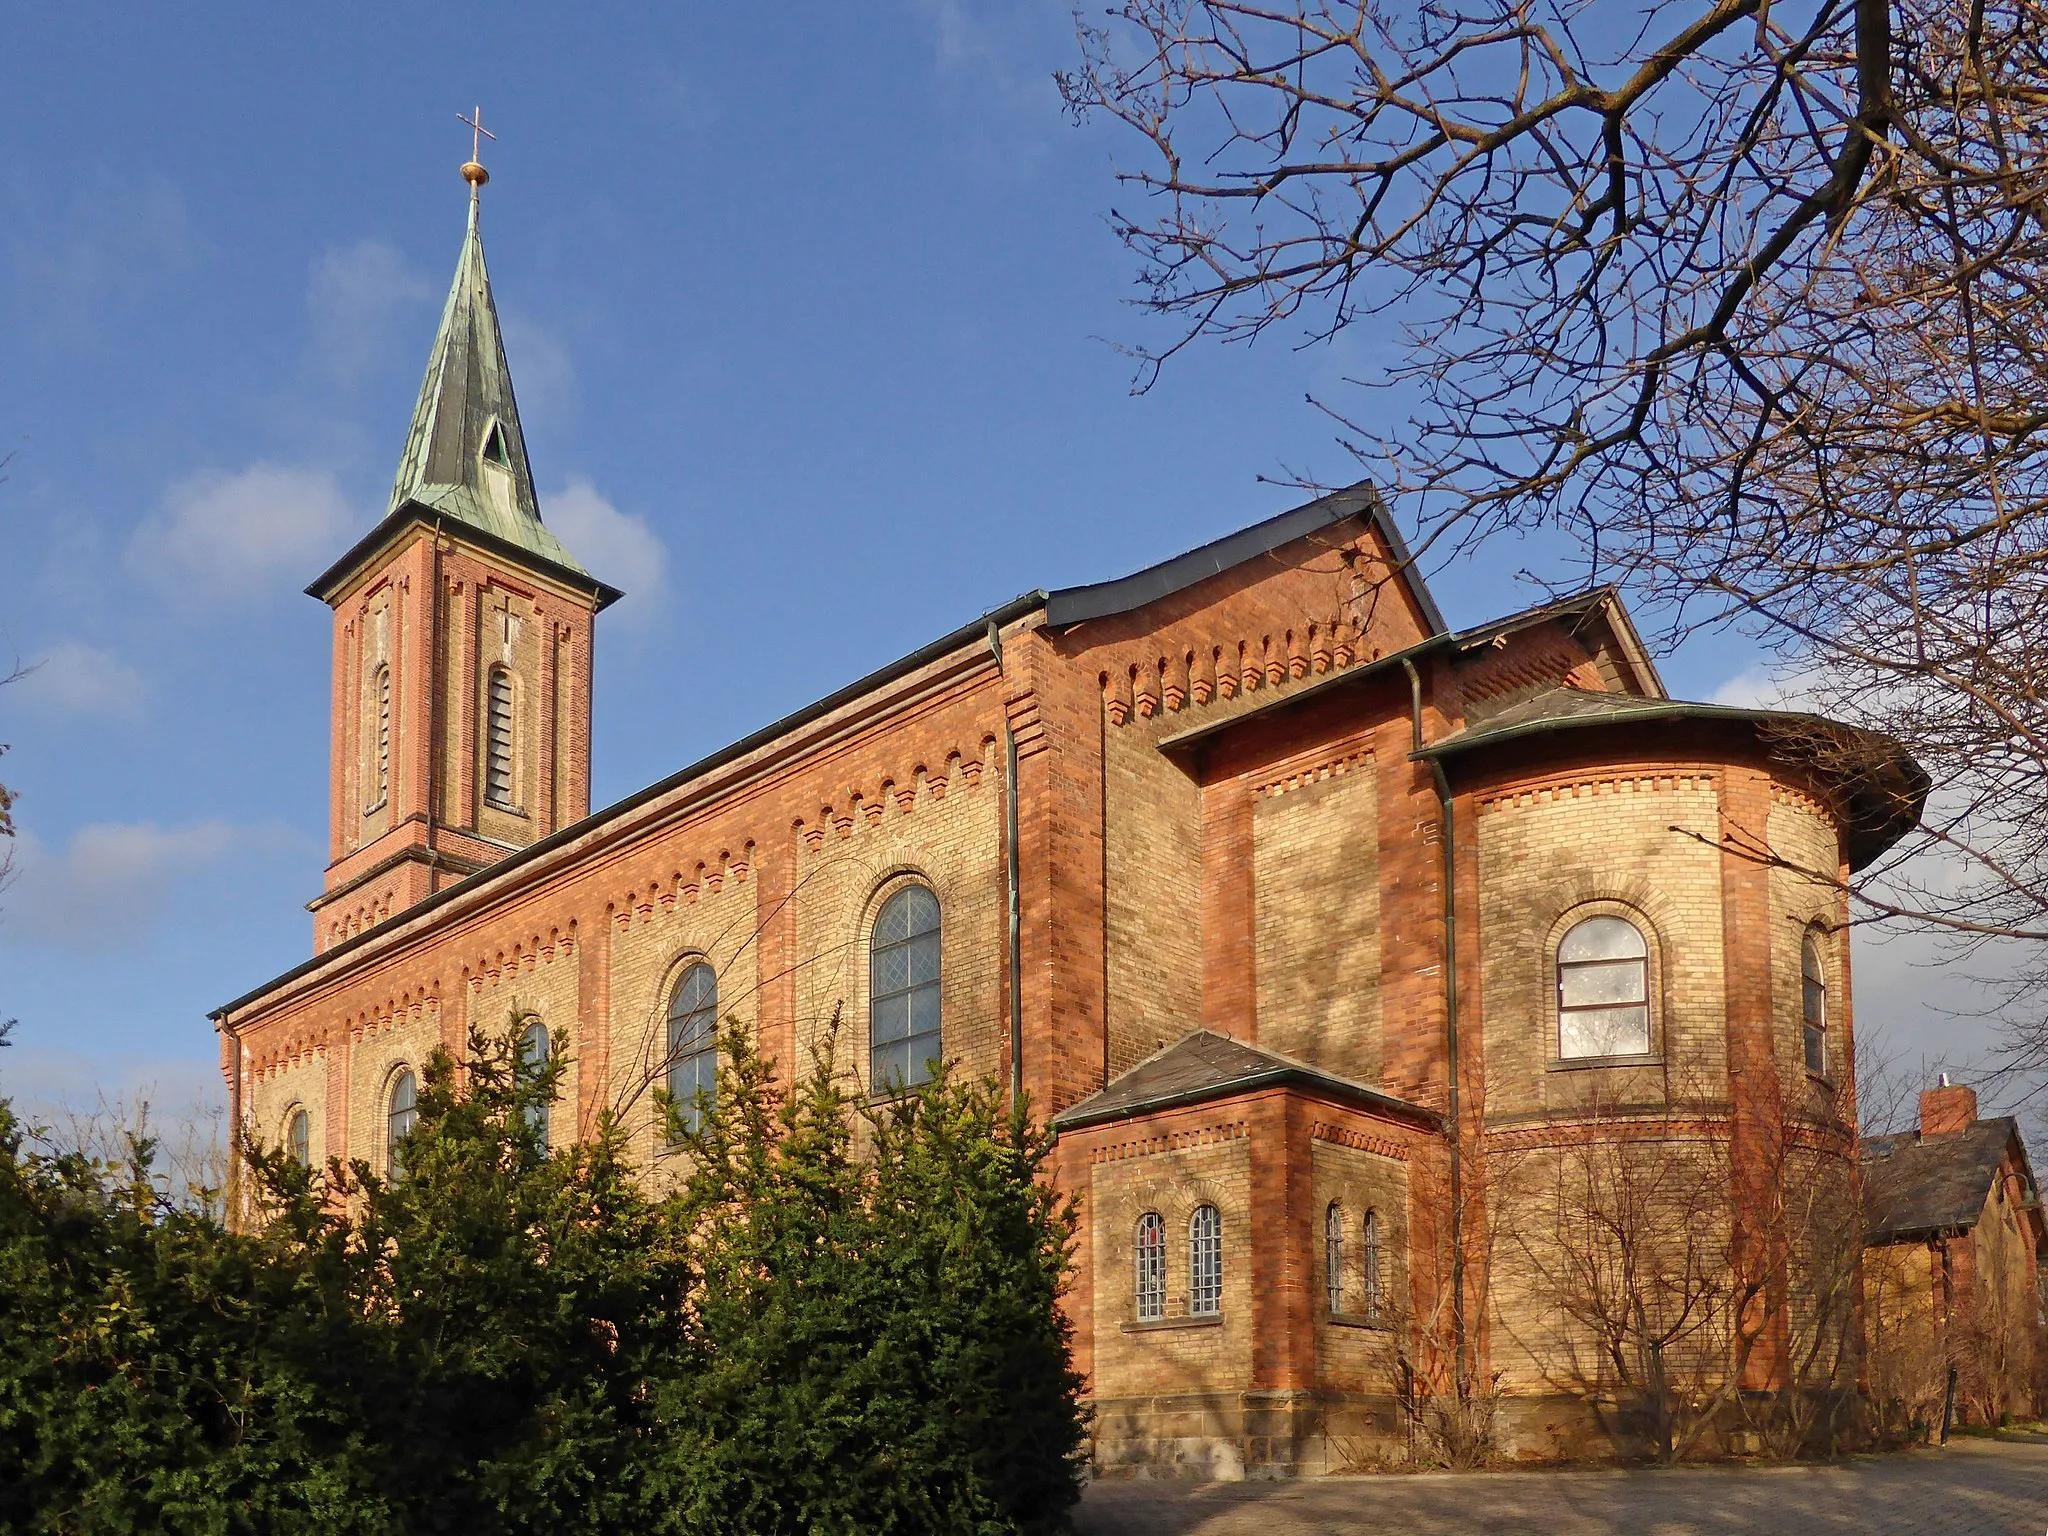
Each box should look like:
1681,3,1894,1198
285,1108,311,1169
1557,915,1651,1058
485,667,515,809
1363,1208,1383,1325
374,664,392,807
520,1019,551,1148
870,884,941,1090
386,1068,417,1181
668,962,718,1135
1189,1204,1223,1317
1135,1212,1166,1321
1325,1202,1345,1316
1802,930,1829,1075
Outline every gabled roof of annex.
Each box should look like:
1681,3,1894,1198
1051,1029,1440,1133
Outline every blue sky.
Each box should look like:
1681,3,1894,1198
0,2,1999,1132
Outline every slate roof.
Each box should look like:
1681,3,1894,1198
1861,1118,2032,1243
1418,686,1927,872
1044,481,1447,636
1051,1029,1440,1133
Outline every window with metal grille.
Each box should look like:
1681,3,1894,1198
667,962,718,1134
1802,931,1828,1075
1363,1208,1383,1325
286,1108,310,1168
870,885,941,1090
1189,1204,1222,1316
520,1020,551,1148
374,665,391,806
1557,914,1651,1058
386,1068,417,1181
1135,1212,1166,1321
1325,1202,1345,1315
485,668,514,808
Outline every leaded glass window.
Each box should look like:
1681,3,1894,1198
870,885,941,1090
1325,1202,1345,1316
286,1108,310,1168
521,1019,551,1147
1557,915,1651,1058
1802,931,1828,1076
1189,1204,1222,1317
668,962,718,1134
1363,1208,1383,1326
1135,1212,1166,1321
386,1068,417,1180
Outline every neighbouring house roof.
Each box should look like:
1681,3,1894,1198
1043,481,1447,636
1051,1029,1440,1133
1417,686,1928,871
307,194,622,610
1862,1118,2036,1243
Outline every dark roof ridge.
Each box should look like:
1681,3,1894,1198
1052,1027,1440,1133
1044,481,1447,635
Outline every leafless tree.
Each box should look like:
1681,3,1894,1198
1061,0,2048,1070
1488,1068,1872,1460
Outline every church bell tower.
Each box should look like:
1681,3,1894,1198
305,127,621,954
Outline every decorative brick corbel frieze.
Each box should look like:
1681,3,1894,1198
1308,1121,1411,1161
1084,1118,1250,1165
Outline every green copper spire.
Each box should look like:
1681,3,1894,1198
385,189,590,578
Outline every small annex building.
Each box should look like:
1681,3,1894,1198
216,171,1931,1474
1862,1079,2046,1428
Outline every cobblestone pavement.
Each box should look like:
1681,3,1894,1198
1074,1437,2048,1536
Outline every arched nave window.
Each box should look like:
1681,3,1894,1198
386,1068,417,1181
870,884,942,1090
668,962,719,1135
520,1019,551,1147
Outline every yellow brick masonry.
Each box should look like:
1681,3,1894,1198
1475,773,1728,1124
1255,765,1381,1085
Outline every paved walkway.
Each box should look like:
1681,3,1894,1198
1074,1436,2048,1535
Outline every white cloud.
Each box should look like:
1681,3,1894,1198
543,478,668,625
1709,662,1815,712
10,640,146,722
1,820,249,950
126,463,354,607
308,239,433,383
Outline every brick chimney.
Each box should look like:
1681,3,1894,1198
1919,1074,1978,1137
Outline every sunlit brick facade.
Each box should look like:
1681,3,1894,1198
216,190,1929,1476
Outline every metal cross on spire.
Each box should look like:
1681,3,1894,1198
458,106,496,191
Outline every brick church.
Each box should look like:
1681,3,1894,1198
216,170,1929,1472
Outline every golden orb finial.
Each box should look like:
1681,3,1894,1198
457,106,496,193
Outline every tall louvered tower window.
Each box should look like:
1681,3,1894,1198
374,665,392,806
485,667,515,809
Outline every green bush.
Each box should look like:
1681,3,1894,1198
0,1021,1085,1536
